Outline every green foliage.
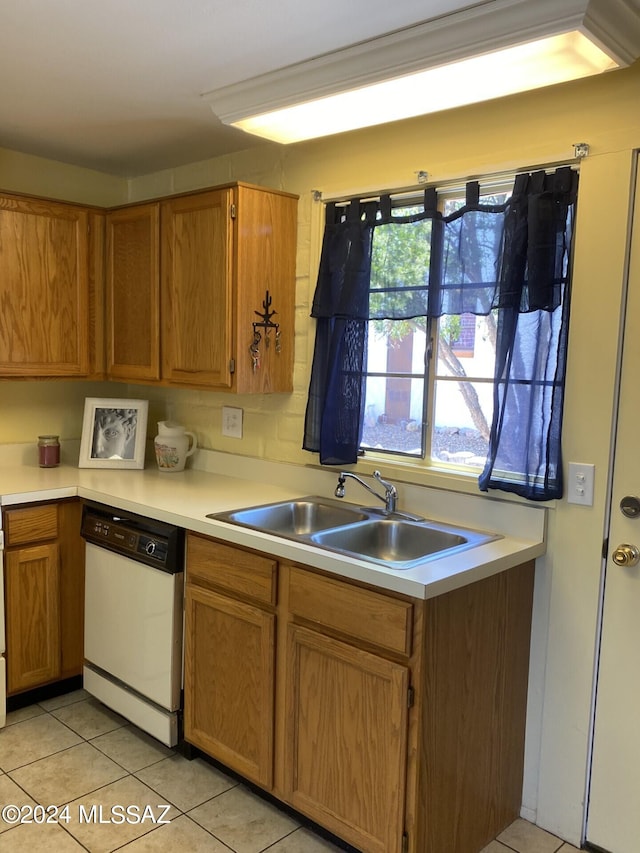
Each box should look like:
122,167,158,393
440,315,461,345
369,207,430,344
371,317,420,344
370,213,431,290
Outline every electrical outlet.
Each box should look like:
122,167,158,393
567,462,595,506
222,406,243,439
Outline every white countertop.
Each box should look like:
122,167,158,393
0,447,547,600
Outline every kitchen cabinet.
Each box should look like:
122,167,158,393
2,499,85,694
162,183,297,391
412,563,534,853
0,192,93,377
161,188,232,388
87,210,106,379
105,203,160,381
106,182,298,391
283,565,412,853
184,534,276,787
184,531,535,853
0,182,295,387
5,541,60,693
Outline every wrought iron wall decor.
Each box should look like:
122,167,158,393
250,290,281,371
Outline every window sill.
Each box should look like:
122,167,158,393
346,452,558,509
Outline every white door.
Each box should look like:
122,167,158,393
587,156,640,852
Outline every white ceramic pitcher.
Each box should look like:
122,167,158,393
154,421,197,472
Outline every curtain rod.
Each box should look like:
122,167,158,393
313,153,584,206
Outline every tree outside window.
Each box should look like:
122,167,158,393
361,191,509,469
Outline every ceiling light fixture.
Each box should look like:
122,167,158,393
202,0,640,144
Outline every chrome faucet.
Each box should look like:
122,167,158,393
335,470,398,514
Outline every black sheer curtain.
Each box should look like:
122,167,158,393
303,191,441,464
302,199,380,465
303,168,578,501
478,168,578,499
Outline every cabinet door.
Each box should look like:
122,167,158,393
233,185,298,393
0,194,89,376
58,500,85,680
161,189,233,387
284,624,409,853
5,543,61,694
87,211,106,379
184,584,275,787
106,204,160,381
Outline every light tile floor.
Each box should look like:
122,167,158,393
0,690,582,853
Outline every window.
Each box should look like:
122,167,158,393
360,204,431,458
360,317,429,457
431,312,495,468
360,187,511,472
304,168,577,501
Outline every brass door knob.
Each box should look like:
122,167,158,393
612,544,640,567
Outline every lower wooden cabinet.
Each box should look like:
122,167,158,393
2,499,85,695
5,542,61,693
281,561,413,852
284,624,408,853
184,583,275,788
183,531,535,853
184,534,277,788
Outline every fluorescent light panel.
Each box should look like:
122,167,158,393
233,32,617,144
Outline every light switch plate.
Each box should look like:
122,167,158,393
567,462,595,506
222,406,243,439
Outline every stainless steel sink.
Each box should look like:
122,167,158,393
208,496,499,570
208,498,368,536
311,518,493,568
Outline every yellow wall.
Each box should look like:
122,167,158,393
0,145,127,206
1,61,640,845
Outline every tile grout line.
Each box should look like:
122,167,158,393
494,832,569,853
10,702,256,853
3,704,174,852
5,698,567,853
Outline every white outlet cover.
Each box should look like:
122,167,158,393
222,406,243,439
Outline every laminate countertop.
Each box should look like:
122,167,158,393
0,449,546,600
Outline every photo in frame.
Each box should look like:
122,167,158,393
79,398,149,469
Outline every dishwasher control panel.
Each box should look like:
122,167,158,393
81,504,183,574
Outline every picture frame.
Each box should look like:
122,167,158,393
79,397,149,469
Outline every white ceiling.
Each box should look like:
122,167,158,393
0,0,481,177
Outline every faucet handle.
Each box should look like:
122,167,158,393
373,470,395,492
373,470,397,512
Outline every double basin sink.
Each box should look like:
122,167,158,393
208,497,499,570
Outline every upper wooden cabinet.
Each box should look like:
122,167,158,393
0,193,92,377
106,203,160,381
228,183,297,394
107,182,298,392
161,188,232,388
0,182,296,388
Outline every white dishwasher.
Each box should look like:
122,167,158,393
81,503,184,746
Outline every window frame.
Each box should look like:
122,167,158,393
359,316,433,460
358,181,514,475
